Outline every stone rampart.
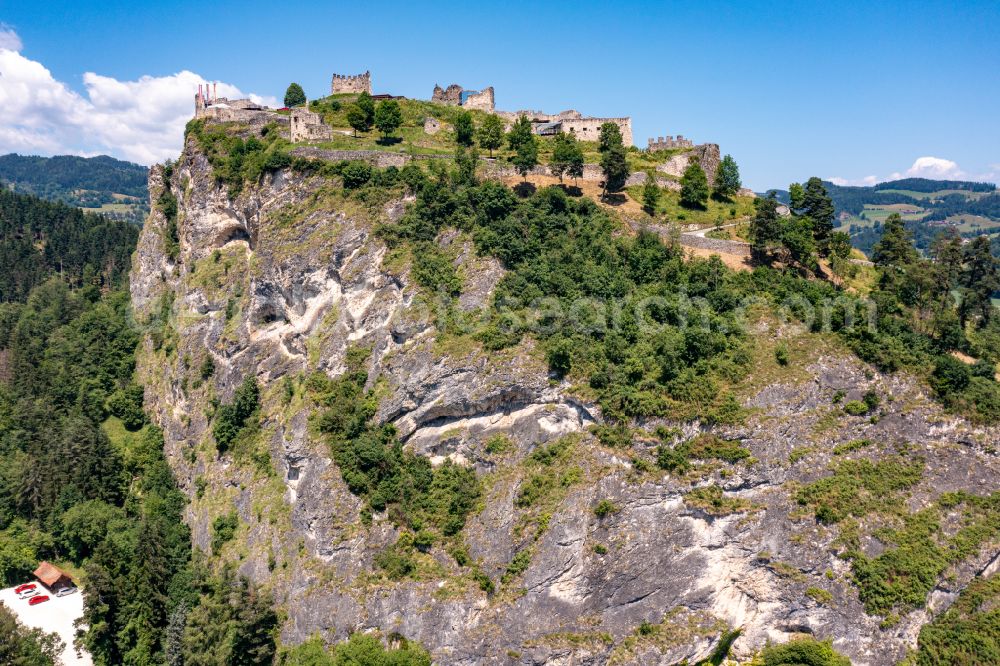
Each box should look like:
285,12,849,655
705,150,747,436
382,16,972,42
678,233,751,256
290,147,409,168
648,135,694,151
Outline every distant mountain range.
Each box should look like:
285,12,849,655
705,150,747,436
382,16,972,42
765,178,1000,257
0,153,149,224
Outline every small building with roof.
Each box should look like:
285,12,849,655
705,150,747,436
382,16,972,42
34,561,73,591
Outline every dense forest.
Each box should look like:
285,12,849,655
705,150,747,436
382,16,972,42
0,189,138,302
872,178,996,193
0,190,291,665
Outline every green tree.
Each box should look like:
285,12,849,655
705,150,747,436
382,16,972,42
713,154,741,200
346,106,370,137
283,83,306,108
960,235,1000,329
598,122,623,153
828,231,852,259
801,177,836,254
641,174,660,214
373,100,402,141
549,132,584,183
600,144,629,196
507,115,534,152
0,603,62,666
510,126,538,181
679,161,709,209
750,195,783,264
759,637,851,666
477,114,504,157
782,216,819,272
356,92,375,125
598,122,629,197
454,111,475,146
788,182,806,212
872,213,918,297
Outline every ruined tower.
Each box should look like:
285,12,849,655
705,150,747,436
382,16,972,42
330,71,372,95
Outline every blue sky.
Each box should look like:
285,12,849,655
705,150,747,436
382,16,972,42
1,0,998,189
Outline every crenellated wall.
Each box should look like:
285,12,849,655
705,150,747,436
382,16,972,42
331,71,371,95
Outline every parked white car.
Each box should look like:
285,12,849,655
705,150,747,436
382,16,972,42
55,586,77,597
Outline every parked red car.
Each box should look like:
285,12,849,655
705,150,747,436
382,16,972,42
28,595,49,605
14,583,35,594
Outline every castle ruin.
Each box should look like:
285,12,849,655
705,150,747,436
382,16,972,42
193,83,287,132
331,71,371,95
431,84,495,112
496,109,633,147
647,135,694,151
290,105,333,143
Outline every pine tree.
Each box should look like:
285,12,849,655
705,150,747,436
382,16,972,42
164,604,188,666
960,235,1000,328
679,161,709,209
477,114,504,157
229,581,279,666
750,195,782,263
872,213,918,268
641,174,660,214
454,111,474,147
713,154,741,200
598,122,629,197
283,83,306,108
801,177,835,253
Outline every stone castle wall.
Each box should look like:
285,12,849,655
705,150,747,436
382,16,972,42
462,87,494,112
656,143,721,186
432,84,463,105
560,117,633,146
432,84,495,112
290,108,333,143
648,135,694,151
331,71,371,95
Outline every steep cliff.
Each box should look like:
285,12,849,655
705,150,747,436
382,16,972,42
131,134,1000,665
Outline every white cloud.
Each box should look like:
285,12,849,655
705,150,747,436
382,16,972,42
0,24,21,52
826,174,879,187
827,156,1000,188
0,34,275,164
903,156,965,180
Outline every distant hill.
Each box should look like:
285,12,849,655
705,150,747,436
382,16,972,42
0,153,149,224
765,178,1000,257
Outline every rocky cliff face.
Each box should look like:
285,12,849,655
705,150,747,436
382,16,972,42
131,137,1000,665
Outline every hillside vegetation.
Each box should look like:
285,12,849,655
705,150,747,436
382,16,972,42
768,178,1000,258
0,153,149,224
